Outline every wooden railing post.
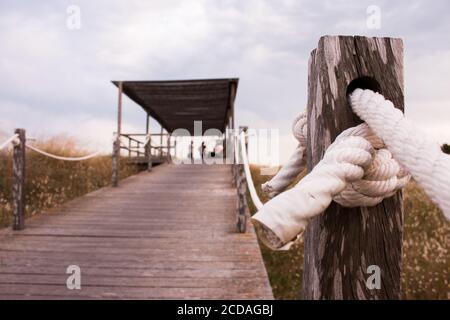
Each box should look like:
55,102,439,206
167,134,172,163
146,140,153,172
12,128,26,230
146,114,152,171
160,126,163,158
112,133,120,187
303,36,404,299
236,126,248,233
112,81,123,187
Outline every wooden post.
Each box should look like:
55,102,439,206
231,124,236,186
12,128,26,230
236,126,248,233
167,134,172,163
112,81,123,187
112,134,120,187
303,36,404,300
117,81,123,136
146,114,152,171
230,83,236,131
160,126,163,158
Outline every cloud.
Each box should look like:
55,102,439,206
0,0,449,164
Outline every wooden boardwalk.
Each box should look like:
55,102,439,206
0,164,273,299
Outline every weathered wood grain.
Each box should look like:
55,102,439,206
303,35,404,300
12,129,26,231
0,164,273,300
236,126,249,233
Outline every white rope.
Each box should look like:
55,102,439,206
350,88,450,218
238,133,264,210
262,114,409,208
0,134,19,150
26,143,101,161
252,89,449,250
262,114,307,198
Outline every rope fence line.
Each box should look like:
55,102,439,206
2,132,155,162
237,132,264,210
0,134,19,150
24,143,102,161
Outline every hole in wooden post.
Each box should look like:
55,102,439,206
346,76,381,96
346,76,381,123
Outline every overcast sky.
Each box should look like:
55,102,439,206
1,0,449,163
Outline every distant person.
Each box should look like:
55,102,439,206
200,141,206,163
189,140,194,163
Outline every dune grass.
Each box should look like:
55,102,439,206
0,135,139,228
248,164,449,300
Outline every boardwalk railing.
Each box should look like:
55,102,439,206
112,132,174,186
119,133,174,159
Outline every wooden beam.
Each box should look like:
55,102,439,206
117,81,123,135
167,134,172,163
159,125,163,159
146,114,152,172
112,82,123,187
303,36,404,300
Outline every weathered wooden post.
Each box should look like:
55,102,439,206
160,126,164,159
12,128,26,230
166,131,172,163
303,36,404,299
236,126,249,233
112,81,123,187
112,134,120,187
145,113,152,171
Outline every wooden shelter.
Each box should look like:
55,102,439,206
111,78,239,186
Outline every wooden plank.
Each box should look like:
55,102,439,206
0,284,269,300
0,164,272,300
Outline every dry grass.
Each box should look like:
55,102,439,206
248,165,449,300
0,135,139,228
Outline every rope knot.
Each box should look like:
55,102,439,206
331,124,410,207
